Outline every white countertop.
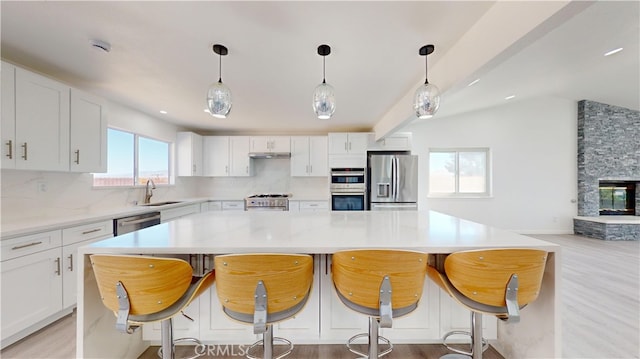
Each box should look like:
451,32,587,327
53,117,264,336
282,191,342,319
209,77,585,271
82,210,559,255
574,215,640,224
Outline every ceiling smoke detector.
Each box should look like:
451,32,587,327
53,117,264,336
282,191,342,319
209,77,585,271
90,39,111,53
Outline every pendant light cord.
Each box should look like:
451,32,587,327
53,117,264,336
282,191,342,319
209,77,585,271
424,54,429,85
322,55,326,84
218,53,223,83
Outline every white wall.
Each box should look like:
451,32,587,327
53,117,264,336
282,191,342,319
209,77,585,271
0,101,196,222
404,96,577,233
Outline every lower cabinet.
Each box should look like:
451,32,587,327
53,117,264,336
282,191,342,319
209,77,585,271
160,203,201,222
1,220,113,348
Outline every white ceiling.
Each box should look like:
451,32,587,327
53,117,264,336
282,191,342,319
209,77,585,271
1,1,638,136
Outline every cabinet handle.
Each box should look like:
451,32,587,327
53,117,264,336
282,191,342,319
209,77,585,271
310,165,313,173
349,142,352,151
74,149,80,164
225,165,228,174
11,241,43,250
6,140,12,159
193,164,196,174
246,165,249,174
21,142,27,160
68,254,74,271
55,257,61,276
81,228,101,235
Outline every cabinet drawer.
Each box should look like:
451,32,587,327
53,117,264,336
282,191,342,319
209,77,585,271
1,230,62,262
62,220,113,246
300,201,329,210
161,204,200,222
222,201,244,211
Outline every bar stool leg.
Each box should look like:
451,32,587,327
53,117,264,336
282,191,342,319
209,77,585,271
471,312,483,359
161,318,173,359
263,325,274,359
369,317,379,358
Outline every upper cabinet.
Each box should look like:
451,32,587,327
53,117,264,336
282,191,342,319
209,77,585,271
176,132,203,176
14,67,70,171
203,136,253,177
1,62,107,173
367,132,412,152
327,133,372,155
69,89,107,173
1,62,16,169
250,136,290,153
290,136,328,177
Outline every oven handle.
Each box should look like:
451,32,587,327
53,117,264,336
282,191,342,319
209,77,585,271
331,192,366,196
118,215,161,226
331,171,365,176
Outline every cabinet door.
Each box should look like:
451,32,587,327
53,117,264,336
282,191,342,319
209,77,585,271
203,136,229,176
346,133,372,154
308,136,328,176
199,284,258,343
177,132,203,176
69,89,107,173
249,136,270,153
290,136,310,177
229,136,252,177
1,247,63,340
269,136,290,152
15,68,70,171
319,254,369,340
1,62,16,169
328,133,349,155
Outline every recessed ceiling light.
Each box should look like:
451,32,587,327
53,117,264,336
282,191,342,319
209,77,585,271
159,110,167,114
467,79,480,87
505,95,516,100
604,47,623,56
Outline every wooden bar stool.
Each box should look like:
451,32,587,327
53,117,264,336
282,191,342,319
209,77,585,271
90,254,215,359
427,248,548,359
331,249,428,358
213,253,314,359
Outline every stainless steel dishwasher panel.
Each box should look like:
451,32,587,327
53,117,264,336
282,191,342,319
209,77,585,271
113,212,161,235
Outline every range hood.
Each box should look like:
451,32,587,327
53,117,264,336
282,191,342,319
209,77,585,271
248,152,291,159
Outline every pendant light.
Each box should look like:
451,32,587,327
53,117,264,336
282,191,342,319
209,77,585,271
206,44,232,119
312,44,336,120
413,44,440,119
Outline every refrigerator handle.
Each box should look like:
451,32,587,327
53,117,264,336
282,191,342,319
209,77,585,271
390,156,396,200
394,156,399,200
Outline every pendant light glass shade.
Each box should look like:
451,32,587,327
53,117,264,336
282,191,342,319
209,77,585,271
207,81,232,119
413,44,440,119
413,82,440,119
313,44,335,120
313,81,336,120
207,44,232,119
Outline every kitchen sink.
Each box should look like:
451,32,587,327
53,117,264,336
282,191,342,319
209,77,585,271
140,201,183,207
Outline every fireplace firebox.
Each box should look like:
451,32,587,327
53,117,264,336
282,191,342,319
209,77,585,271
599,181,636,216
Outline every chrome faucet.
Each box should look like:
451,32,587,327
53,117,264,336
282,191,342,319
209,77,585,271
144,179,156,204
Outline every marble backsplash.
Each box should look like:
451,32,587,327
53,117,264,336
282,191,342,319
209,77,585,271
1,159,328,223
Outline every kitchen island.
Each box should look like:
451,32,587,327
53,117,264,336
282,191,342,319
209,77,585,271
77,210,560,358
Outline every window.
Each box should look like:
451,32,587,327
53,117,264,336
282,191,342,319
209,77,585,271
429,148,490,197
93,128,170,187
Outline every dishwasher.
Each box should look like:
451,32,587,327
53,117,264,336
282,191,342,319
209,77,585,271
113,212,161,235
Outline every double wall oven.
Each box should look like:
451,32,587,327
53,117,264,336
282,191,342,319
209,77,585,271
330,168,366,211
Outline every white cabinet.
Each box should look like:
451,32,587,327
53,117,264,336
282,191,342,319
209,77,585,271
1,230,63,345
69,89,107,173
250,136,290,153
290,136,328,177
203,136,253,177
14,67,70,171
199,283,258,343
176,132,203,176
1,62,16,169
160,203,201,222
61,220,113,309
221,200,244,211
437,291,497,340
327,133,372,155
203,201,222,211
368,133,412,152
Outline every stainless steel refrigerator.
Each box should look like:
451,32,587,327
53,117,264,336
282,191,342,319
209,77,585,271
368,154,418,210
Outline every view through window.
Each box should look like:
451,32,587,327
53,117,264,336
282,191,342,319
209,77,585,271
93,128,170,187
429,148,490,196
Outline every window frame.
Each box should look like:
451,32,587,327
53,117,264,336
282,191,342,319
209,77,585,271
92,127,173,188
427,147,492,198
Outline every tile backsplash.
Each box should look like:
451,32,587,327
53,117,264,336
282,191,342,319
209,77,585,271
1,159,328,222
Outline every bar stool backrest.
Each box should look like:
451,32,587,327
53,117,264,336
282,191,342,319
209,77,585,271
214,253,314,317
91,254,193,316
332,249,428,310
444,248,547,307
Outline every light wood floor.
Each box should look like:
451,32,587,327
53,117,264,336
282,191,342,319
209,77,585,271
1,234,638,359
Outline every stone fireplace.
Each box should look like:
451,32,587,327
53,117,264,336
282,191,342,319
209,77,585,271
575,100,640,240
